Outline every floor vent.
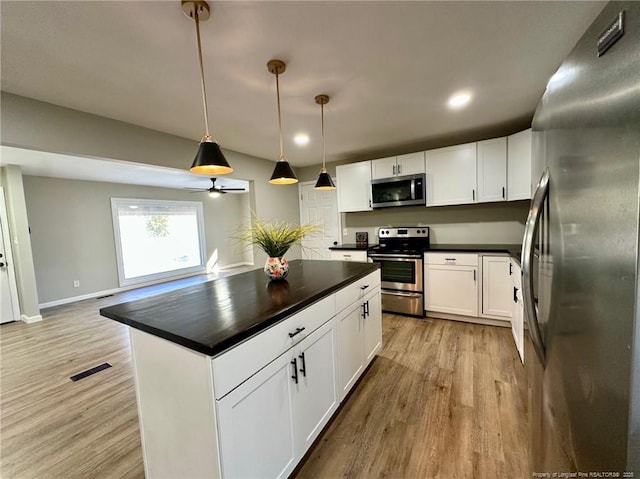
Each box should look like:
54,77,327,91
70,362,112,382
96,294,114,299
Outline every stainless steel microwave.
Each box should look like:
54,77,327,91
371,174,426,208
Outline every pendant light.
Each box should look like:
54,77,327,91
183,1,232,175
314,94,336,190
267,59,298,185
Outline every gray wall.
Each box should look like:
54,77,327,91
341,201,529,245
1,92,302,308
23,175,251,304
0,92,300,232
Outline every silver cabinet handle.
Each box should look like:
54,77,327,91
392,164,396,175
397,164,401,175
522,167,549,365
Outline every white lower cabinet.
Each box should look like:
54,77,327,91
480,255,512,320
293,319,339,452
424,253,479,317
217,351,297,479
337,287,382,401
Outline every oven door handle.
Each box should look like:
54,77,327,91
368,254,422,260
381,291,423,298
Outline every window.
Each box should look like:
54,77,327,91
111,198,206,286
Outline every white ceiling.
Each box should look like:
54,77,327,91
1,1,606,168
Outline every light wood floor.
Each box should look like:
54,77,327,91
1,280,527,479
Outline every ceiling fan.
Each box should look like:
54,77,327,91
186,178,246,197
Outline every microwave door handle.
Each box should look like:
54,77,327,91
411,179,415,200
522,167,549,365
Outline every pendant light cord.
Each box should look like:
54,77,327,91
194,8,211,140
275,72,285,161
321,102,326,171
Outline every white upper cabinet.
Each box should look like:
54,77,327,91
370,156,397,179
507,128,532,201
477,137,507,203
336,161,372,212
371,152,425,180
425,143,477,206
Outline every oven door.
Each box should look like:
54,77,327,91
367,254,422,292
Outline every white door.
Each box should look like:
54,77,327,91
481,255,513,319
294,319,338,454
362,289,382,365
477,137,507,202
424,264,479,317
336,301,364,401
396,152,425,176
216,351,297,479
425,143,477,206
1,189,20,324
371,156,397,180
299,181,340,260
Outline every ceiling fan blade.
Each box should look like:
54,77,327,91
219,188,246,191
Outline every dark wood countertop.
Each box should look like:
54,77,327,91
427,244,522,262
100,260,379,357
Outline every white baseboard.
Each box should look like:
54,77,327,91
425,311,511,328
21,314,43,324
39,264,256,310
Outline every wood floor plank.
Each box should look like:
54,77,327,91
2,281,527,479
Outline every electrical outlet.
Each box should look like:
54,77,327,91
343,228,348,237
73,280,80,288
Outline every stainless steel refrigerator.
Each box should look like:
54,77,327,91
522,1,640,475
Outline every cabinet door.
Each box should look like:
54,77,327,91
294,319,338,454
396,152,425,176
481,255,512,319
336,302,364,401
217,352,297,479
511,260,524,363
362,288,382,366
425,143,477,206
336,161,372,212
507,129,532,201
477,137,507,203
371,156,397,180
424,264,478,316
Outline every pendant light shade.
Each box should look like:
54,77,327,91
183,0,232,175
191,140,232,175
267,59,298,185
313,94,336,191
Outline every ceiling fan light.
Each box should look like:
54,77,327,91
190,141,233,175
314,169,335,190
209,190,221,198
269,160,298,185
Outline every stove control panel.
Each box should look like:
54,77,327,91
377,226,429,239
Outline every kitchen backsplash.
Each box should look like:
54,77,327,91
342,200,529,245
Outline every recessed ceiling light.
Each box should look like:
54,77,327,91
294,133,310,146
447,92,472,110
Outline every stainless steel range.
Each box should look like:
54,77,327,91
367,226,429,317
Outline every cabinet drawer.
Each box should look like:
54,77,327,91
329,250,368,262
424,252,478,266
335,270,381,314
212,294,336,399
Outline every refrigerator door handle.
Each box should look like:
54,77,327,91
522,167,549,365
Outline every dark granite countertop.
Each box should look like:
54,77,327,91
329,243,375,251
427,244,522,262
100,260,379,357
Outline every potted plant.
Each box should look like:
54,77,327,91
239,217,319,280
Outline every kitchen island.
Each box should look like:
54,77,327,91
100,259,382,479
